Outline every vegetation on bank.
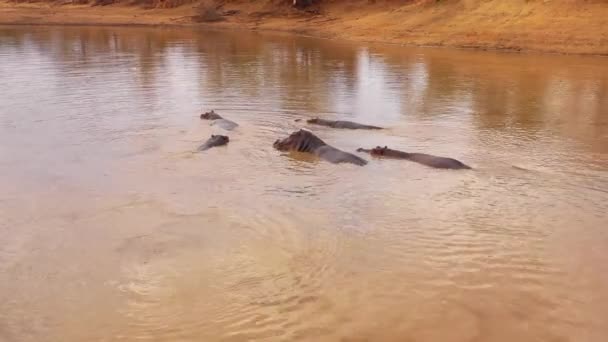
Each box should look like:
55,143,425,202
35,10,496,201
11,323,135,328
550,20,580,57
1,0,607,55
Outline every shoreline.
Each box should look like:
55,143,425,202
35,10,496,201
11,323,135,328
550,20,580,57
1,1,607,56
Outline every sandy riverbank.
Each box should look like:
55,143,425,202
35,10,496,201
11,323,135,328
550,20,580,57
1,0,607,55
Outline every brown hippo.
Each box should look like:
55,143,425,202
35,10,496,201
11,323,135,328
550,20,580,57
200,110,238,131
274,129,367,166
198,135,229,151
357,146,471,170
301,118,383,130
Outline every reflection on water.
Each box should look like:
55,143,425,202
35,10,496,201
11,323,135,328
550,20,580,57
0,25,607,342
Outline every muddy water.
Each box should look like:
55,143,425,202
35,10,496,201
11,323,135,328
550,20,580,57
1,25,607,342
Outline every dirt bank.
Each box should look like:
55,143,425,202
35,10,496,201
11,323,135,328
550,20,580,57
1,0,607,55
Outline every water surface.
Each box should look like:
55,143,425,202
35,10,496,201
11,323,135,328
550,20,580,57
1,26,607,342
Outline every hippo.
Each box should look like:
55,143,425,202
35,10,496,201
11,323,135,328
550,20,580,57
274,129,367,166
198,135,229,151
200,110,239,131
357,146,471,170
301,118,383,130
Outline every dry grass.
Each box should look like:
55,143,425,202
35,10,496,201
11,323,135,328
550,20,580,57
193,0,223,22
7,0,195,8
0,0,606,55
152,0,195,9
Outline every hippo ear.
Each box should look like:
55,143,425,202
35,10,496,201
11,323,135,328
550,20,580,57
212,134,216,137
384,146,387,149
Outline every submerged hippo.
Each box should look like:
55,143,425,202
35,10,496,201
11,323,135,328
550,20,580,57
302,118,383,130
200,110,239,131
274,129,367,166
198,135,229,151
357,146,471,170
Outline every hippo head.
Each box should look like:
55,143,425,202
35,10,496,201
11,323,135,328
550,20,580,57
200,110,222,120
370,146,388,155
273,129,325,152
306,118,319,124
211,134,229,144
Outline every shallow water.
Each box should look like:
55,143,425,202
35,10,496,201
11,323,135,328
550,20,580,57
0,25,607,342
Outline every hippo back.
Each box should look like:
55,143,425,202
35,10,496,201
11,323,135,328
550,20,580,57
408,153,471,169
273,129,326,152
315,145,368,166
